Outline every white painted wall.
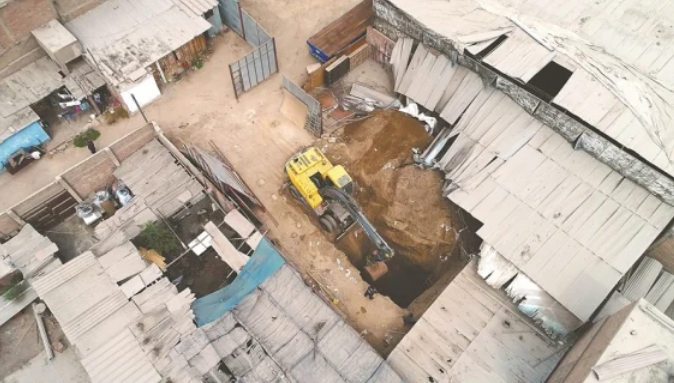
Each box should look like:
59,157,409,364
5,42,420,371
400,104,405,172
121,75,161,113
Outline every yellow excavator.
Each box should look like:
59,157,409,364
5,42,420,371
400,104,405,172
285,147,393,279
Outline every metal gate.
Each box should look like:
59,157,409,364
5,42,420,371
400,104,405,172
219,0,243,36
229,38,278,99
21,190,77,231
241,9,271,47
282,76,323,137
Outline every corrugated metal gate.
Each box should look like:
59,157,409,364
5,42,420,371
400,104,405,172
229,39,278,99
282,76,323,137
224,2,279,99
241,9,271,47
219,0,243,36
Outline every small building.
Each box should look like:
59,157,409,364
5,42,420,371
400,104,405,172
547,299,674,383
387,261,567,383
65,0,214,113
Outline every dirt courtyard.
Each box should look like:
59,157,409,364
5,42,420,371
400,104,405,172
0,0,470,362
312,111,463,308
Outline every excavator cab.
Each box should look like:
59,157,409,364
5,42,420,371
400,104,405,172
285,147,394,280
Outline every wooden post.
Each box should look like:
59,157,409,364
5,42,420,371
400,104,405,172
87,95,101,115
56,176,83,203
104,147,121,167
155,62,168,83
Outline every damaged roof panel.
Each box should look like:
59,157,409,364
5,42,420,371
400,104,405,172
388,261,566,383
66,0,211,87
435,85,674,323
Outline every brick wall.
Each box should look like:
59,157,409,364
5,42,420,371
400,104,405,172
61,152,116,199
13,181,66,216
0,0,55,40
0,213,20,237
110,123,156,161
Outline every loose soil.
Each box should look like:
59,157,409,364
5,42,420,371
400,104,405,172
317,111,461,306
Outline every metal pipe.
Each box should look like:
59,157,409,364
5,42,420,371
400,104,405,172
131,94,148,123
32,303,53,361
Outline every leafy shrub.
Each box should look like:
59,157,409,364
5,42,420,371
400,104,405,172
104,105,130,125
134,221,181,256
0,273,24,301
73,128,101,148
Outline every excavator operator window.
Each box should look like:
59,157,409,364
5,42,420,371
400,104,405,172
310,173,325,189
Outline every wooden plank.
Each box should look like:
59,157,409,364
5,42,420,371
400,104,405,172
425,63,458,111
440,71,484,124
435,66,469,112
307,0,373,60
405,53,437,102
203,221,249,272
397,45,428,93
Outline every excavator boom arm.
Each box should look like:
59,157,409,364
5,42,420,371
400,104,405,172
320,186,394,260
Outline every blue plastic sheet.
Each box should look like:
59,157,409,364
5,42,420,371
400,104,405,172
192,237,285,326
0,122,50,172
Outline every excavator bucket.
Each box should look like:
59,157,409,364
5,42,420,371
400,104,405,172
364,262,388,281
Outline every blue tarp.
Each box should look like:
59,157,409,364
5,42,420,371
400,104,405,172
192,237,285,326
0,121,50,172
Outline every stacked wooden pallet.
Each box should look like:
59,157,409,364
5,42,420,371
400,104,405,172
307,0,373,62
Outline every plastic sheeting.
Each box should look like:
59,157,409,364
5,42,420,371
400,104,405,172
0,121,49,171
192,237,285,326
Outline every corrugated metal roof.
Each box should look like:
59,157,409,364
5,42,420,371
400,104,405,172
66,0,211,87
386,0,674,178
387,261,565,383
174,0,217,16
623,257,663,301
31,19,79,55
0,108,39,144
81,329,161,383
416,72,674,323
0,57,63,118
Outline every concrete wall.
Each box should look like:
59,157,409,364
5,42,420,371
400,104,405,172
61,151,116,198
373,0,674,206
110,123,156,161
0,0,106,80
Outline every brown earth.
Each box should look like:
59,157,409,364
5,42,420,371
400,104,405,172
323,110,458,277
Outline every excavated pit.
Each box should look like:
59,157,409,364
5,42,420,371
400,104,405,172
318,110,467,307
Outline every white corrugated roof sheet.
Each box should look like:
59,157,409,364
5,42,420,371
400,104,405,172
175,0,217,16
66,0,211,87
385,0,674,178
548,299,674,383
31,19,79,55
0,57,63,118
438,84,674,322
388,261,565,383
392,38,674,325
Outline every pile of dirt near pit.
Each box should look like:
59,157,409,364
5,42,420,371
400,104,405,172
323,110,458,280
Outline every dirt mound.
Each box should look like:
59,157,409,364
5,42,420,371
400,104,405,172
325,110,456,276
